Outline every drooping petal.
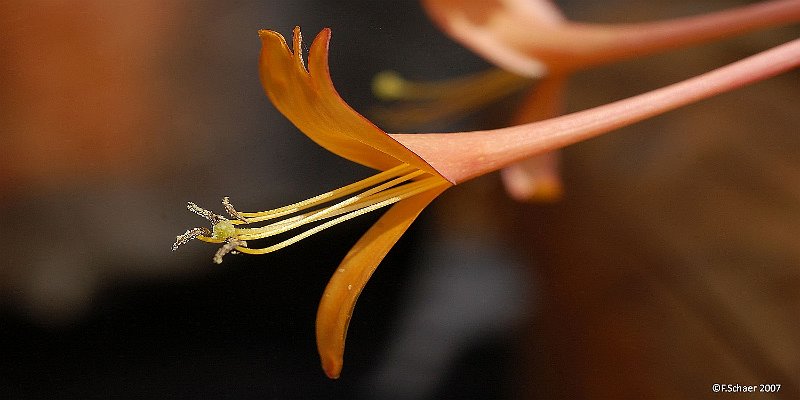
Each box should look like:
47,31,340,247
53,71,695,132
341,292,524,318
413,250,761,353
315,183,448,379
501,151,562,202
500,74,566,201
422,0,562,76
258,27,438,175
422,0,800,74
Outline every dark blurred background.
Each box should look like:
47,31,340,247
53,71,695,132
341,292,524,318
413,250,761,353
0,1,798,399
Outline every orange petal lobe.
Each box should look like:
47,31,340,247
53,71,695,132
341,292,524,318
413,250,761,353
500,151,563,202
315,184,448,379
501,74,566,201
422,0,800,74
421,0,560,76
258,27,437,175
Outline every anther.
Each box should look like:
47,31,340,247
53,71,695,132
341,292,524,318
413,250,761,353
213,238,248,264
173,227,211,251
174,164,448,263
187,202,227,224
222,197,247,222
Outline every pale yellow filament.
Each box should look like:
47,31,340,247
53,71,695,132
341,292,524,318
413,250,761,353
235,169,425,241
235,176,445,255
234,163,416,223
371,68,532,129
194,164,448,257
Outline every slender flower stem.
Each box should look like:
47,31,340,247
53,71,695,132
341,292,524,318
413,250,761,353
392,38,800,184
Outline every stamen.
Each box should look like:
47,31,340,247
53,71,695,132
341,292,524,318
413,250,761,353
234,178,429,241
187,202,226,224
234,169,425,241
373,69,528,101
371,68,532,129
174,163,448,263
173,227,211,251
231,163,416,223
222,197,246,221
213,238,248,264
237,176,446,255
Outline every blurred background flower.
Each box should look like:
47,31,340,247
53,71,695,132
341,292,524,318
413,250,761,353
0,1,797,398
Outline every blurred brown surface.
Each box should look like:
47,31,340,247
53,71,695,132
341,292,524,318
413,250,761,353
0,1,185,191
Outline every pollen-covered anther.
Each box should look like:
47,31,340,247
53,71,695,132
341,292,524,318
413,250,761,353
187,201,226,224
372,70,407,100
213,238,248,264
172,227,211,251
222,196,248,222
174,164,449,262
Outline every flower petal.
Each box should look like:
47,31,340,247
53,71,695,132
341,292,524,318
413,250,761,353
421,0,560,76
258,27,438,175
501,151,562,202
315,183,448,379
422,0,800,74
500,74,566,201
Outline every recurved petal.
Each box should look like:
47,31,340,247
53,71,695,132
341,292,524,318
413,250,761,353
500,152,563,202
258,27,437,175
315,183,448,379
500,74,566,201
422,0,800,74
421,0,562,76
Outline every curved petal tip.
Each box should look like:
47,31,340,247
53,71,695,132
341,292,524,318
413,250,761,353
321,355,342,379
258,26,441,175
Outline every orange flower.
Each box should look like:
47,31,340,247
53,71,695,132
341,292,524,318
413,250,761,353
415,0,800,200
392,38,800,184
173,26,800,379
259,28,455,379
174,27,451,379
422,0,800,76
